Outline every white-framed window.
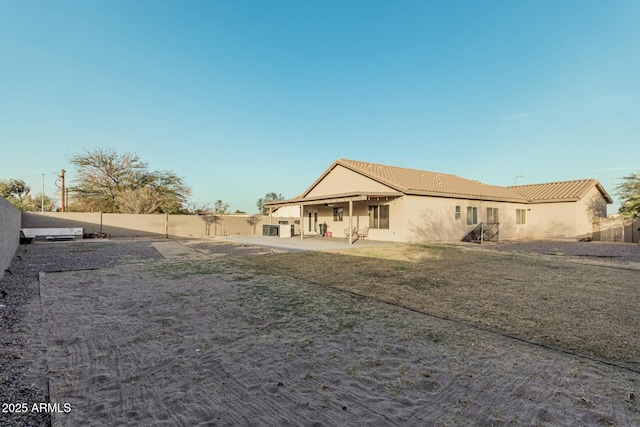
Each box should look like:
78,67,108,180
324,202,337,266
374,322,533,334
516,209,526,225
368,205,389,229
487,207,499,223
455,206,461,220
467,206,478,225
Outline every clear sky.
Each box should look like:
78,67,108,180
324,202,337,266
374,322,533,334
1,0,638,213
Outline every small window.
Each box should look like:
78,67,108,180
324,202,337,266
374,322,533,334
455,206,461,220
467,206,478,225
516,209,526,225
487,207,499,223
333,207,343,222
368,205,390,229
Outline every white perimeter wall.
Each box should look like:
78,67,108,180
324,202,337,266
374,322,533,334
0,197,21,280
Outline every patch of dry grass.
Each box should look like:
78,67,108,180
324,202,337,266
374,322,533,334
241,244,640,370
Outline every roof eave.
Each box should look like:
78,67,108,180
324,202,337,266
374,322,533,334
527,197,581,203
406,190,528,203
265,191,404,208
596,182,614,204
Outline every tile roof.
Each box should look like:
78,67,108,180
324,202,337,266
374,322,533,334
508,180,613,203
282,158,612,205
334,159,529,202
336,159,612,203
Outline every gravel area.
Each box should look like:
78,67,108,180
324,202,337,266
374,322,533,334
488,240,640,267
0,240,163,427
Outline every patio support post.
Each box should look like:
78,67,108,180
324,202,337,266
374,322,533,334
348,199,353,245
269,206,272,225
300,204,304,240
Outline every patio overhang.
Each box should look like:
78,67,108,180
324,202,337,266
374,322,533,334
265,191,403,245
264,191,403,209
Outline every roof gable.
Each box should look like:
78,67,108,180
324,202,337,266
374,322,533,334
305,164,396,198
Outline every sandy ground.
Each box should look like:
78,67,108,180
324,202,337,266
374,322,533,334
242,241,640,372
21,240,638,426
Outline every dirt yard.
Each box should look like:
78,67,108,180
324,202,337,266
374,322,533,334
1,239,639,426
242,241,640,372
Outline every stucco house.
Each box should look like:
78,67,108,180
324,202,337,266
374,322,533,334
266,159,613,243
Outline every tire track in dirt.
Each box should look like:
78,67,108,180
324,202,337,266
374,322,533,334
38,253,640,426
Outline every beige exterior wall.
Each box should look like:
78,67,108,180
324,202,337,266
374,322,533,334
402,186,609,242
306,165,396,197
1,197,21,280
403,195,530,242
519,202,575,240
575,186,608,239
367,197,405,242
303,195,534,243
272,205,301,218
300,197,404,242
526,187,608,240
288,165,612,243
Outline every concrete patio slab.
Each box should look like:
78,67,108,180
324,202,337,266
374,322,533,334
222,235,399,252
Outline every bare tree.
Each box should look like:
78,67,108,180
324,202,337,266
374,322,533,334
247,214,261,235
211,200,231,236
70,147,190,213
115,187,162,214
257,192,284,214
213,199,230,215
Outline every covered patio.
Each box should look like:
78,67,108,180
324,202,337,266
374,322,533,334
265,191,402,245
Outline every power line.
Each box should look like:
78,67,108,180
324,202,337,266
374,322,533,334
10,171,60,180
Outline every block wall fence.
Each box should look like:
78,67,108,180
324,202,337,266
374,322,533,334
21,212,299,240
0,197,21,280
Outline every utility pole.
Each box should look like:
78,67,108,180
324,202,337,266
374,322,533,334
60,169,65,213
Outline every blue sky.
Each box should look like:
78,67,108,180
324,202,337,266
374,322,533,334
1,0,638,213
